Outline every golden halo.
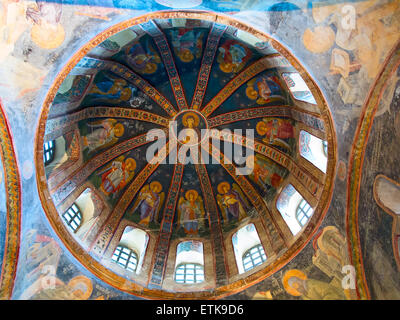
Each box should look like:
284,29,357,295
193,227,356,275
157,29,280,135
246,86,258,100
219,62,233,73
120,88,132,101
68,275,93,300
256,121,267,136
150,181,162,193
303,26,335,54
282,269,308,297
31,23,65,50
114,123,125,137
144,62,157,74
185,189,198,201
217,182,230,194
246,155,255,169
182,112,200,127
179,49,194,63
125,158,136,172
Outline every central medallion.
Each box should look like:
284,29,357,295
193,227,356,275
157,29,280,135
171,109,209,146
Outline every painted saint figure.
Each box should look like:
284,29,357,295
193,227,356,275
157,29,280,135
170,28,203,63
217,182,250,223
217,39,252,73
98,157,136,198
246,155,283,191
125,40,161,74
256,118,294,150
132,181,165,226
178,112,202,145
282,269,347,300
89,78,133,103
177,190,205,235
246,75,284,104
83,119,124,153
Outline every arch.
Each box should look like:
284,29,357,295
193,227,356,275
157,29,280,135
277,184,314,235
0,101,21,299
174,241,204,284
299,129,328,173
282,72,317,104
232,223,266,274
112,226,149,274
34,10,337,299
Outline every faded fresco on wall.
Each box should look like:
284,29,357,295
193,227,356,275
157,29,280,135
0,159,6,273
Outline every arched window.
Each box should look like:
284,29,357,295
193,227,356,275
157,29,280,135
299,130,328,173
111,226,149,274
175,241,204,284
175,263,205,284
62,203,82,232
282,72,317,104
43,140,56,165
111,245,138,272
232,224,267,274
296,199,313,227
242,244,267,272
277,184,314,235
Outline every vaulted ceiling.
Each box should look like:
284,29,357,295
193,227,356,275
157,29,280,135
37,13,336,298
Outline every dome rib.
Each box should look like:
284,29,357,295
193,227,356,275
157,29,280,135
36,12,337,299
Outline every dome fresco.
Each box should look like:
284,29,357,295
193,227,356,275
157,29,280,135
36,12,336,298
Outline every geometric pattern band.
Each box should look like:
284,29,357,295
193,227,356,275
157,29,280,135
191,23,227,110
141,20,189,110
45,106,170,141
149,160,185,288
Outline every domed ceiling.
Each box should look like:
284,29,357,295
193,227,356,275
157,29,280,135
36,12,336,299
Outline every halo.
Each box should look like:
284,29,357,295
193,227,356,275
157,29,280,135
182,112,200,127
120,88,132,101
125,158,136,171
114,123,125,137
185,189,198,201
282,269,308,297
217,182,230,194
246,86,258,100
246,155,256,169
219,62,233,73
31,23,65,50
150,181,162,193
68,275,93,300
179,49,194,63
144,62,157,74
256,121,267,136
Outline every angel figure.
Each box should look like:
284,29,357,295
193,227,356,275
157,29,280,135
246,154,283,190
132,181,165,226
256,118,294,151
216,182,250,223
170,28,203,63
98,157,136,198
217,40,252,73
125,40,161,75
177,190,205,235
82,119,124,153
245,75,284,104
